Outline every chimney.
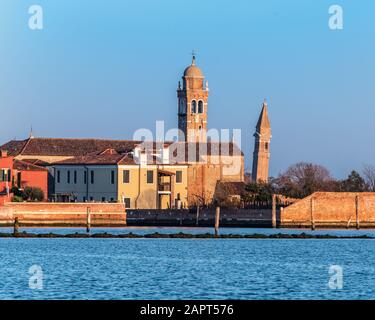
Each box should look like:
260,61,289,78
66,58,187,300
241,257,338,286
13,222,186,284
162,146,169,164
0,150,8,158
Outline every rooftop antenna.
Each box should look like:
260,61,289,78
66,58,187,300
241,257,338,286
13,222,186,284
29,125,34,139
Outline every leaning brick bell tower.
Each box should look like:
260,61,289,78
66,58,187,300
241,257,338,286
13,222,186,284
252,99,272,182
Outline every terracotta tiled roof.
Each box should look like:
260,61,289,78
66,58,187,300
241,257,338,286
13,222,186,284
21,159,50,167
13,160,48,172
0,140,29,156
0,138,144,157
1,138,243,165
53,154,137,166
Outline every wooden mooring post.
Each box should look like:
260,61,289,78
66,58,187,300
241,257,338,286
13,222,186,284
272,194,277,228
86,207,91,233
215,207,220,237
355,195,360,230
13,217,19,236
196,206,200,226
310,197,315,230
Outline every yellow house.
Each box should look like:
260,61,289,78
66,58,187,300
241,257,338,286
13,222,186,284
117,164,188,209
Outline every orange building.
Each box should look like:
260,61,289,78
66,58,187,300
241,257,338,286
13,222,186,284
0,150,49,205
13,160,48,200
0,151,13,205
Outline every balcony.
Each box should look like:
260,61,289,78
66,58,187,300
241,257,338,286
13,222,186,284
158,183,171,193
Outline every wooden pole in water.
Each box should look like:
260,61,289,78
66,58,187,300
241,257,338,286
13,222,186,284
310,197,315,230
13,217,19,236
272,194,277,228
355,195,360,230
86,207,91,233
215,206,220,237
196,206,200,226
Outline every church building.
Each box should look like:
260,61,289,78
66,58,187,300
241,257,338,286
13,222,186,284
0,55,250,207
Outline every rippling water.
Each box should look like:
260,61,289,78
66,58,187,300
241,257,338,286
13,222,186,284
0,229,374,300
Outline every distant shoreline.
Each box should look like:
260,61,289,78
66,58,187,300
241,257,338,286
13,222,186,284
1,232,374,239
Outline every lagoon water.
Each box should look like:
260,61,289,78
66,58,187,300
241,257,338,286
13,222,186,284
0,227,374,300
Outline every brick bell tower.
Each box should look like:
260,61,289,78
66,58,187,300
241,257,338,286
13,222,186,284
177,54,209,142
252,99,272,182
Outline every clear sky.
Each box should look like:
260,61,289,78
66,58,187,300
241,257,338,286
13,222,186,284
0,0,374,178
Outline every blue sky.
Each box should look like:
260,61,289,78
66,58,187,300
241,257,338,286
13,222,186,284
0,0,374,178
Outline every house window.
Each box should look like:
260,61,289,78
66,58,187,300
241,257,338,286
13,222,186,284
67,171,71,184
102,197,106,202
0,169,11,182
191,100,197,113
17,172,21,188
111,170,115,184
265,142,269,150
110,197,114,202
57,170,60,183
124,198,131,208
84,171,87,184
123,170,130,183
176,171,183,183
198,100,204,113
83,196,87,202
147,170,154,184
90,197,93,201
90,171,94,184
74,171,77,184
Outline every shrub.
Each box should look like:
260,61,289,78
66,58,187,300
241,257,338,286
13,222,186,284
30,187,44,201
12,186,44,202
12,195,24,202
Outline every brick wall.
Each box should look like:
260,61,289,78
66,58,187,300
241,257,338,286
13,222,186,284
0,202,126,226
281,192,375,228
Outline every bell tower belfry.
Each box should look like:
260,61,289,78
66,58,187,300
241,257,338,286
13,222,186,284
252,99,272,182
177,55,209,142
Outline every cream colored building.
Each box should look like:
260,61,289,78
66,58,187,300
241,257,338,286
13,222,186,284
52,149,188,209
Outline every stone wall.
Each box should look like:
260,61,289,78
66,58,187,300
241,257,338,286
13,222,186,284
280,192,375,228
0,202,126,227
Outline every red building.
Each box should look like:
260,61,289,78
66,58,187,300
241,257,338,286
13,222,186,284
0,150,48,205
0,151,13,205
13,160,48,200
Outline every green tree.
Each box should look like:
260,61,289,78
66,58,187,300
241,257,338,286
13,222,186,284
338,170,367,192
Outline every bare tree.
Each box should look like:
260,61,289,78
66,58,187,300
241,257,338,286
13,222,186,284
363,164,375,191
275,162,336,198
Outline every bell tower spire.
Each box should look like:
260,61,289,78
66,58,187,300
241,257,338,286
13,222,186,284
252,99,272,182
177,54,209,142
